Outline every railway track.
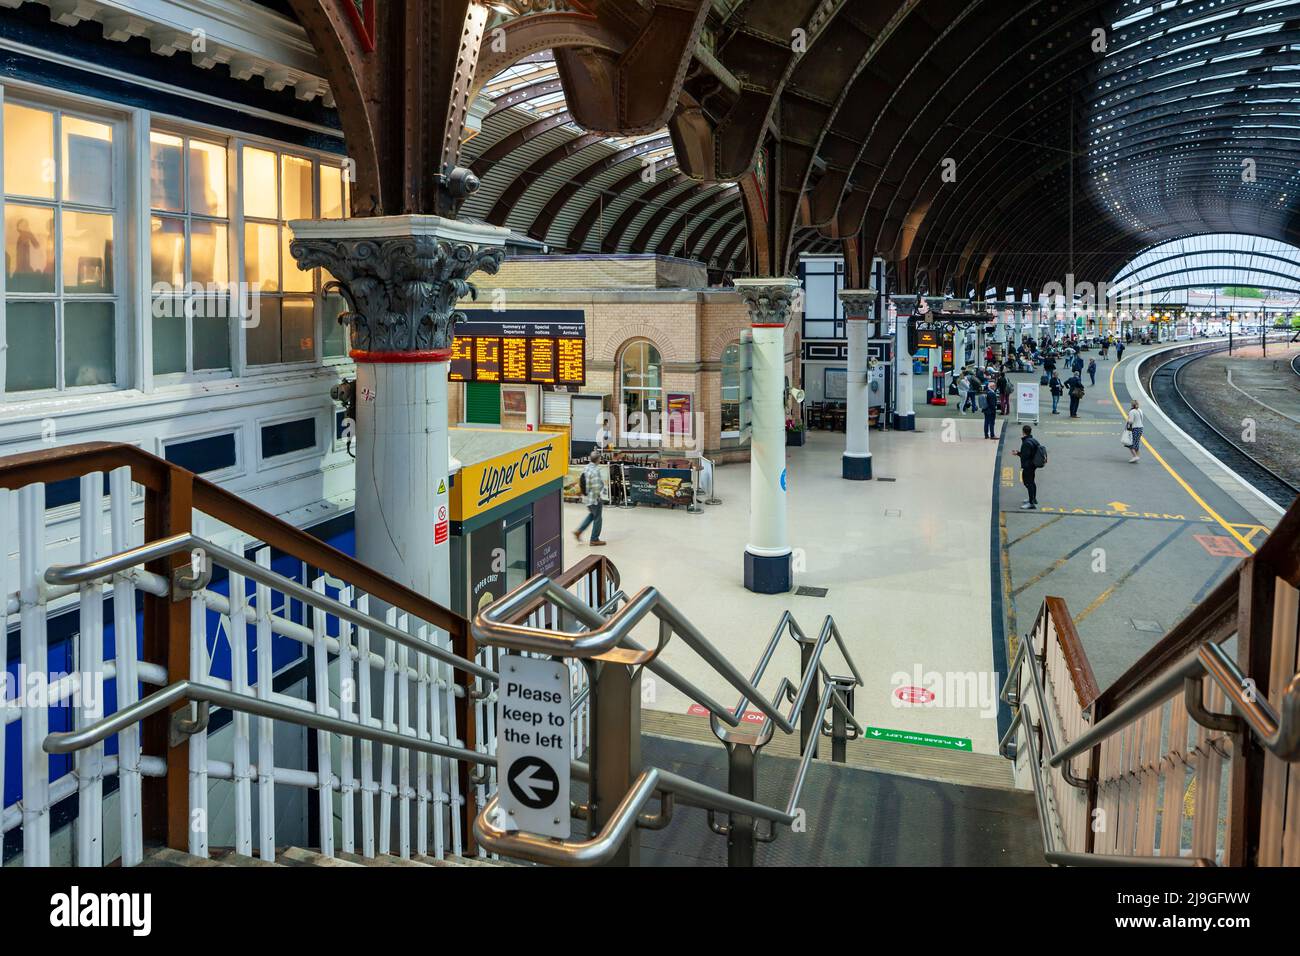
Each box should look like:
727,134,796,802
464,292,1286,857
1146,341,1299,510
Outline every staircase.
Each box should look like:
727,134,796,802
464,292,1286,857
3,441,1297,868
139,847,520,867
627,725,1043,866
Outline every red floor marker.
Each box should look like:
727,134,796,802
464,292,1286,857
894,685,936,704
1193,534,1247,558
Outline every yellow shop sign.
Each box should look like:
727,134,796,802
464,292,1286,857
450,432,569,521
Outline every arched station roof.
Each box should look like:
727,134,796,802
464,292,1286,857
264,0,1300,292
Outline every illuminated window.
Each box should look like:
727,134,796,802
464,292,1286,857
3,101,119,392
620,340,662,440
150,130,231,375
241,146,349,366
720,341,743,440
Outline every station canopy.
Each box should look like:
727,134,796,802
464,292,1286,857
266,0,1300,292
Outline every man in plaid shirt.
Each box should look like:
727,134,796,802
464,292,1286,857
573,451,607,547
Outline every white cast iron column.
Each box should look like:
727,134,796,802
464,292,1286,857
291,215,508,604
893,301,915,430
838,289,875,480
733,278,798,594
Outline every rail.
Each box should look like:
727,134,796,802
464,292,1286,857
1004,497,1300,865
470,569,862,866
0,441,497,867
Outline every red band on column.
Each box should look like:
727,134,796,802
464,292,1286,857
349,348,451,363
751,323,787,328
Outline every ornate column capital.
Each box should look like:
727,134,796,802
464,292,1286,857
289,215,509,354
732,276,802,327
837,288,877,319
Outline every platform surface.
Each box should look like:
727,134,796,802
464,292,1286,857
565,410,1009,758
996,341,1284,689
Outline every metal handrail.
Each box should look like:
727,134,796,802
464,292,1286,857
473,766,796,866
45,532,499,684
998,637,1088,790
783,681,862,816
1050,642,1300,768
474,574,793,731
1006,695,1213,867
710,612,863,748
44,679,492,766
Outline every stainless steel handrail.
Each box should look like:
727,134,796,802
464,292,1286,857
710,613,864,748
46,532,499,683
473,766,797,866
1049,642,1300,767
783,682,862,816
474,574,793,731
998,637,1088,790
44,679,492,766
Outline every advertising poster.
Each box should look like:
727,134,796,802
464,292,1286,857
562,463,611,503
623,466,694,507
469,519,506,616
665,392,693,437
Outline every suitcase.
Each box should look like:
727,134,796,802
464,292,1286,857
1040,374,1049,385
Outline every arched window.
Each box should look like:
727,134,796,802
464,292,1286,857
620,340,662,441
720,341,742,439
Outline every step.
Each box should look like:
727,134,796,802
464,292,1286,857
137,847,228,867
589,732,1046,866
275,846,363,867
641,709,1016,792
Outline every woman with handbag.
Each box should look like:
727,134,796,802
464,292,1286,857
1125,399,1145,463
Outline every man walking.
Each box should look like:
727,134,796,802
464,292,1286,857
1012,424,1043,510
1087,357,1097,386
573,451,607,547
1065,370,1085,418
1115,339,1126,362
1048,371,1063,414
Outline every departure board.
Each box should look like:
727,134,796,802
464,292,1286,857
502,336,529,383
449,337,474,382
529,337,556,384
474,337,501,381
447,309,587,385
557,338,585,385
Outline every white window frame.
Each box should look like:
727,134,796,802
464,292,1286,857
619,340,663,443
0,87,129,398
234,136,350,373
720,339,743,440
147,124,237,384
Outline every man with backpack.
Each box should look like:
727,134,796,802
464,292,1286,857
573,451,608,547
981,380,998,439
1012,425,1045,510
1065,370,1085,418
1115,340,1126,362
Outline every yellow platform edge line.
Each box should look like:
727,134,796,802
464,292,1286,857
1108,357,1256,554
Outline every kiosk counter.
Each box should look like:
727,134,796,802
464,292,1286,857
447,427,570,618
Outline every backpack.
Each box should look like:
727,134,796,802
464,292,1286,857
1032,439,1048,468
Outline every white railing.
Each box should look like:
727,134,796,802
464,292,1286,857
2,459,620,867
1,467,471,866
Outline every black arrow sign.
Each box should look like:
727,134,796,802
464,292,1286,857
506,755,559,810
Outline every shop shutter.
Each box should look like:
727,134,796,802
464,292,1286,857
465,382,501,424
542,391,571,425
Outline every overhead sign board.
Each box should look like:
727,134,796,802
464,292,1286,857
451,309,587,385
497,654,571,838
